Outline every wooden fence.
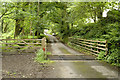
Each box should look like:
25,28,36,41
69,38,108,56
0,37,46,54
0,39,42,45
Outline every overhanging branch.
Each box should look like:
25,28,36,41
0,11,14,19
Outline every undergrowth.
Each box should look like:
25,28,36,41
34,49,53,63
97,50,120,67
68,42,120,67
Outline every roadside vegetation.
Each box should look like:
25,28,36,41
34,49,52,63
1,2,119,66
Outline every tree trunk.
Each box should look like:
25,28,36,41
94,11,97,23
30,21,32,35
29,3,32,36
14,19,20,38
97,5,103,20
1,19,3,33
4,23,8,33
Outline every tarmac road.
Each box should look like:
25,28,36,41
36,34,119,79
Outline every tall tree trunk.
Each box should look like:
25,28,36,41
14,19,20,38
70,23,73,36
97,5,103,20
37,0,40,38
29,3,32,36
14,3,26,39
67,22,70,36
1,19,3,33
38,0,39,15
14,3,18,39
4,22,9,33
30,21,32,35
94,11,97,23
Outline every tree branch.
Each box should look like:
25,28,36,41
2,17,15,20
0,11,14,19
0,11,7,19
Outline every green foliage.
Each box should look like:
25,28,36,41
28,36,37,39
97,48,120,67
20,46,28,50
106,48,119,64
1,2,50,38
35,49,52,63
1,2,119,67
70,9,120,67
46,52,51,55
38,34,46,39
35,49,45,63
97,51,105,60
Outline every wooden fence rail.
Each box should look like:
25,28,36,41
0,37,46,52
0,39,42,45
69,38,108,56
1,37,47,58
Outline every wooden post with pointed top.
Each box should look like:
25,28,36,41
42,37,46,59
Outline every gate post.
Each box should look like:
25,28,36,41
42,37,46,59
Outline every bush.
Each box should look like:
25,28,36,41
35,49,45,63
97,51,106,60
35,49,52,63
106,48,119,66
38,34,46,39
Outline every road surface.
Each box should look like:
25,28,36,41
37,34,119,79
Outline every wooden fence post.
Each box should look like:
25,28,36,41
42,37,46,59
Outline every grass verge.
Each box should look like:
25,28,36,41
34,49,54,64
